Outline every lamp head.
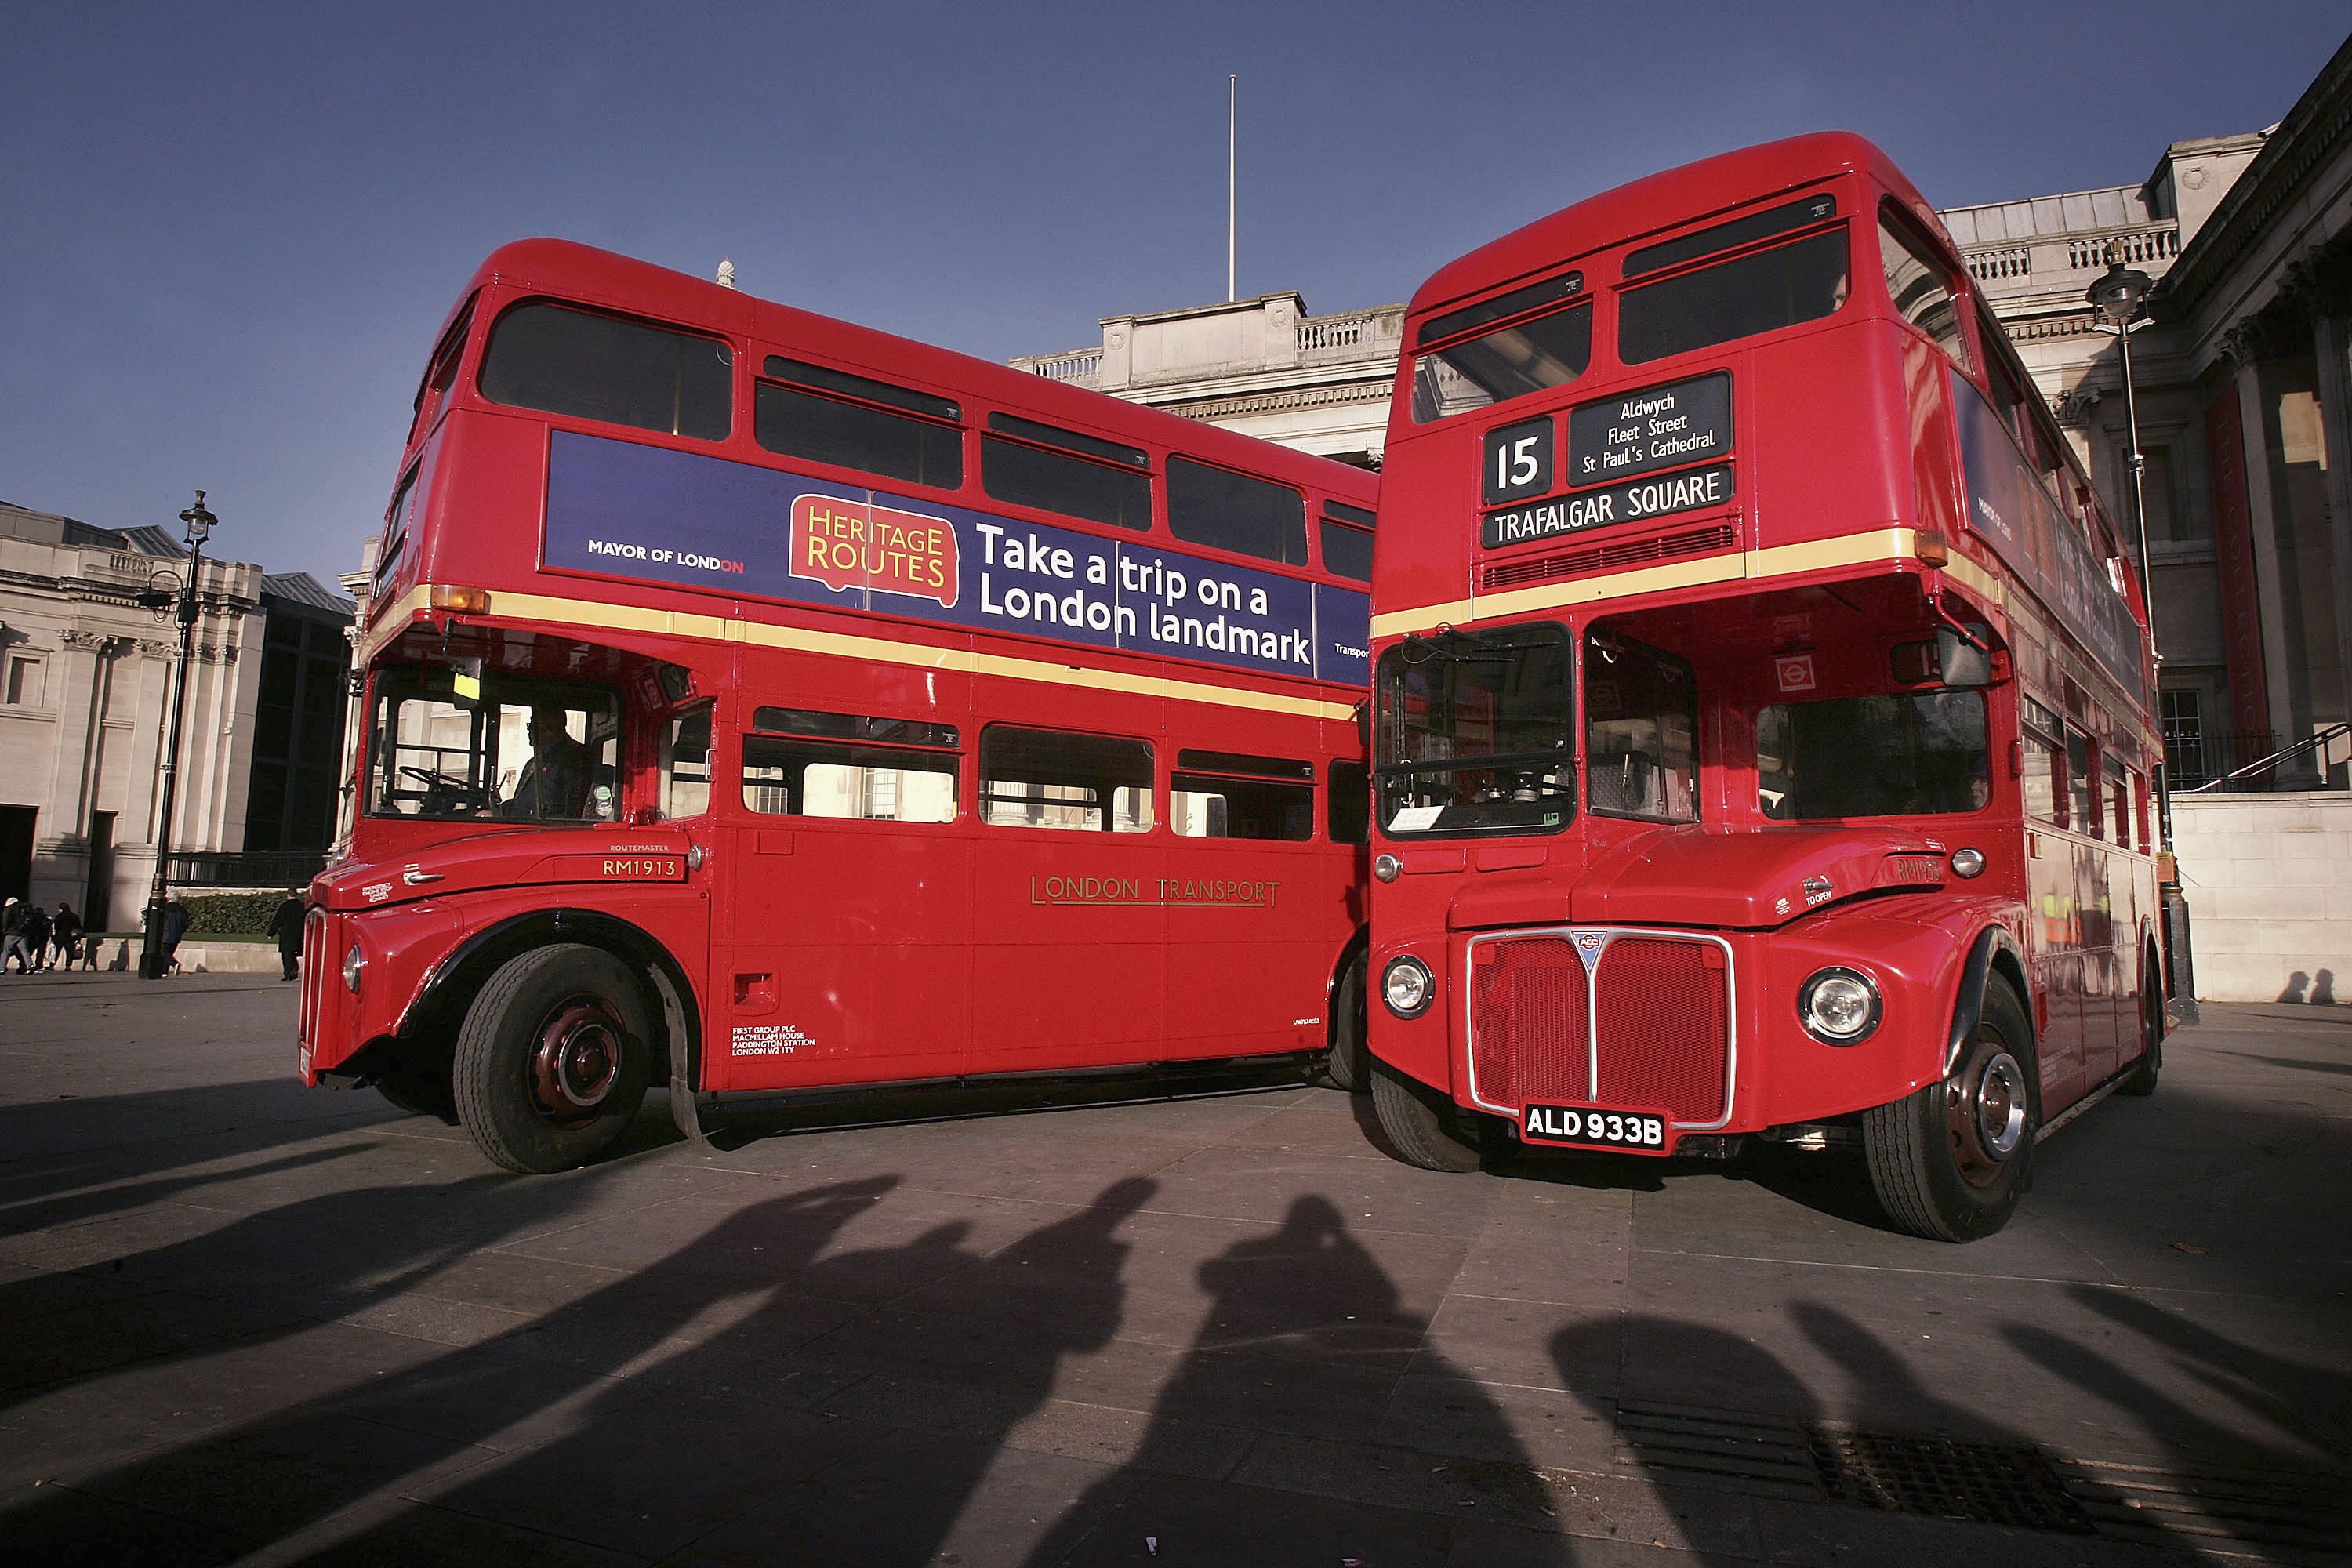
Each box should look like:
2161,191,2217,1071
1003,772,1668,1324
2085,241,2154,326
178,489,216,548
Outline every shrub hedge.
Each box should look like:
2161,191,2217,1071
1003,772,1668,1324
182,891,293,935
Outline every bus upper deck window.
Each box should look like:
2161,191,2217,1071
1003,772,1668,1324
1410,303,1592,423
1618,228,1849,366
479,302,732,441
1167,456,1306,565
1877,211,1968,368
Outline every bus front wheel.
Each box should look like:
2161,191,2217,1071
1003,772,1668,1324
455,943,652,1174
1325,953,1369,1093
1862,981,2036,1242
2118,947,2163,1097
1370,1055,1485,1172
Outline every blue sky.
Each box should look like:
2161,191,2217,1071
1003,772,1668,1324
3,2,2343,586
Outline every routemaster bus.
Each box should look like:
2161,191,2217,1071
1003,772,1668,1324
1363,133,2161,1240
300,238,1380,1174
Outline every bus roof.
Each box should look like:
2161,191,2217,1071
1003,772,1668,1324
1410,132,1940,321
446,238,1373,496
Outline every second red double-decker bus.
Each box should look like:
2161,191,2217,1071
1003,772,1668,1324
1364,134,2162,1240
301,240,1379,1173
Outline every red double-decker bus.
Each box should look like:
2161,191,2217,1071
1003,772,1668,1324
301,239,1379,1173
1363,134,2161,1240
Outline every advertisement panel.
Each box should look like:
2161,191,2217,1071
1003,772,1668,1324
542,431,1369,688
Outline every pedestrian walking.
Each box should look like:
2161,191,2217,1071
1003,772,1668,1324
1,898,32,974
19,903,50,972
264,887,306,982
49,902,82,971
160,896,191,975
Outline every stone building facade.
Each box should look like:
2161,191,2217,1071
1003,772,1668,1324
0,501,351,928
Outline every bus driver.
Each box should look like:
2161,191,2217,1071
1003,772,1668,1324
504,706,590,819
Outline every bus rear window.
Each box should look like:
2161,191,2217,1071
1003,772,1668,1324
480,302,733,440
1618,229,1849,365
1410,303,1592,423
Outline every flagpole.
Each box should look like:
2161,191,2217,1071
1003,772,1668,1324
1227,74,1237,303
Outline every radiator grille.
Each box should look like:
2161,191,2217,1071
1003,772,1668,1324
1470,929,1732,1127
1480,522,1737,591
1472,938,1589,1106
1595,938,1730,1123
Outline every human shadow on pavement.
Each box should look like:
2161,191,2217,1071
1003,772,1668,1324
0,1174,903,1562
1028,1194,1568,1566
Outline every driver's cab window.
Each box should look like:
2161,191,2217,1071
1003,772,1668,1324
369,666,619,822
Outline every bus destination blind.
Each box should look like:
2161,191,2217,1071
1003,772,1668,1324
542,431,1370,688
1480,372,1734,550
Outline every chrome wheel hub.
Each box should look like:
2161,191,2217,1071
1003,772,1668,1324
530,996,622,1126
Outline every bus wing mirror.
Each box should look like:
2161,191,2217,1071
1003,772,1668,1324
1937,626,1994,688
1353,699,1371,753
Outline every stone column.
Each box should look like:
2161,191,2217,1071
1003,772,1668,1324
2299,245,2352,781
2219,323,2302,752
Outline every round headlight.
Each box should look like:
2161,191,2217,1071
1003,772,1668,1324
1949,848,1985,879
1373,853,1402,884
1381,956,1434,1019
1799,966,1880,1044
343,943,366,995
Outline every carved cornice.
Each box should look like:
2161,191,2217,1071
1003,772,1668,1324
2053,387,2101,429
135,638,174,659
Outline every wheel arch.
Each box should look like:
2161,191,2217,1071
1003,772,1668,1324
1944,924,2032,1080
1327,924,1370,1053
394,909,702,1096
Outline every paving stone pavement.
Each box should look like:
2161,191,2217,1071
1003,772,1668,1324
0,971,2347,1566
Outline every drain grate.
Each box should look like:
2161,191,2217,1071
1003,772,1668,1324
1803,1425,2092,1534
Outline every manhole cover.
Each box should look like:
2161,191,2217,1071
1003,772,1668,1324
1804,1425,2092,1534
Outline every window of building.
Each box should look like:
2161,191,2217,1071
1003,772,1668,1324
755,359,963,489
478,301,732,440
980,725,1153,833
4,653,45,707
1877,209,1968,367
982,416,1152,531
1166,456,1306,565
1327,759,1369,844
1619,228,1849,366
1171,750,1314,840
2160,688,2208,786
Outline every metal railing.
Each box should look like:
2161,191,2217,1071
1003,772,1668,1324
166,849,329,888
2173,724,2351,792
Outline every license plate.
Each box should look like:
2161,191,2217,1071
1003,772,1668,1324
1521,1102,1671,1153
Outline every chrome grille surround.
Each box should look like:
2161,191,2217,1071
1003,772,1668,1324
1463,925,1737,1131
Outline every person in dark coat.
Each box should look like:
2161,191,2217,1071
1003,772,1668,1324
160,896,191,974
265,889,306,981
18,903,50,972
49,902,82,971
0,898,30,974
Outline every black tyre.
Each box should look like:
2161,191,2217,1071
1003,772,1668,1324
2118,949,2163,1097
453,943,653,1174
1324,952,1370,1093
1863,980,2036,1242
1370,1054,1484,1173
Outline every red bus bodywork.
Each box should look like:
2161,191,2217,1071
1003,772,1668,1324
301,240,1378,1171
1366,135,2161,1238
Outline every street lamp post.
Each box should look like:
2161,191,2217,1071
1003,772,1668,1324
137,492,216,981
2086,245,2194,1014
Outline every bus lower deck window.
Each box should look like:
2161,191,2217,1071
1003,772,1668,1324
1171,773,1313,840
741,736,957,823
981,726,1153,833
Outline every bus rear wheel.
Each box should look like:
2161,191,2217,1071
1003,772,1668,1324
1370,1055,1485,1172
1325,953,1369,1093
2118,948,2162,1097
1863,981,2036,1242
454,943,652,1174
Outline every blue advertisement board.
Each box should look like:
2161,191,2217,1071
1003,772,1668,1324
543,431,1369,689
1949,370,2146,707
